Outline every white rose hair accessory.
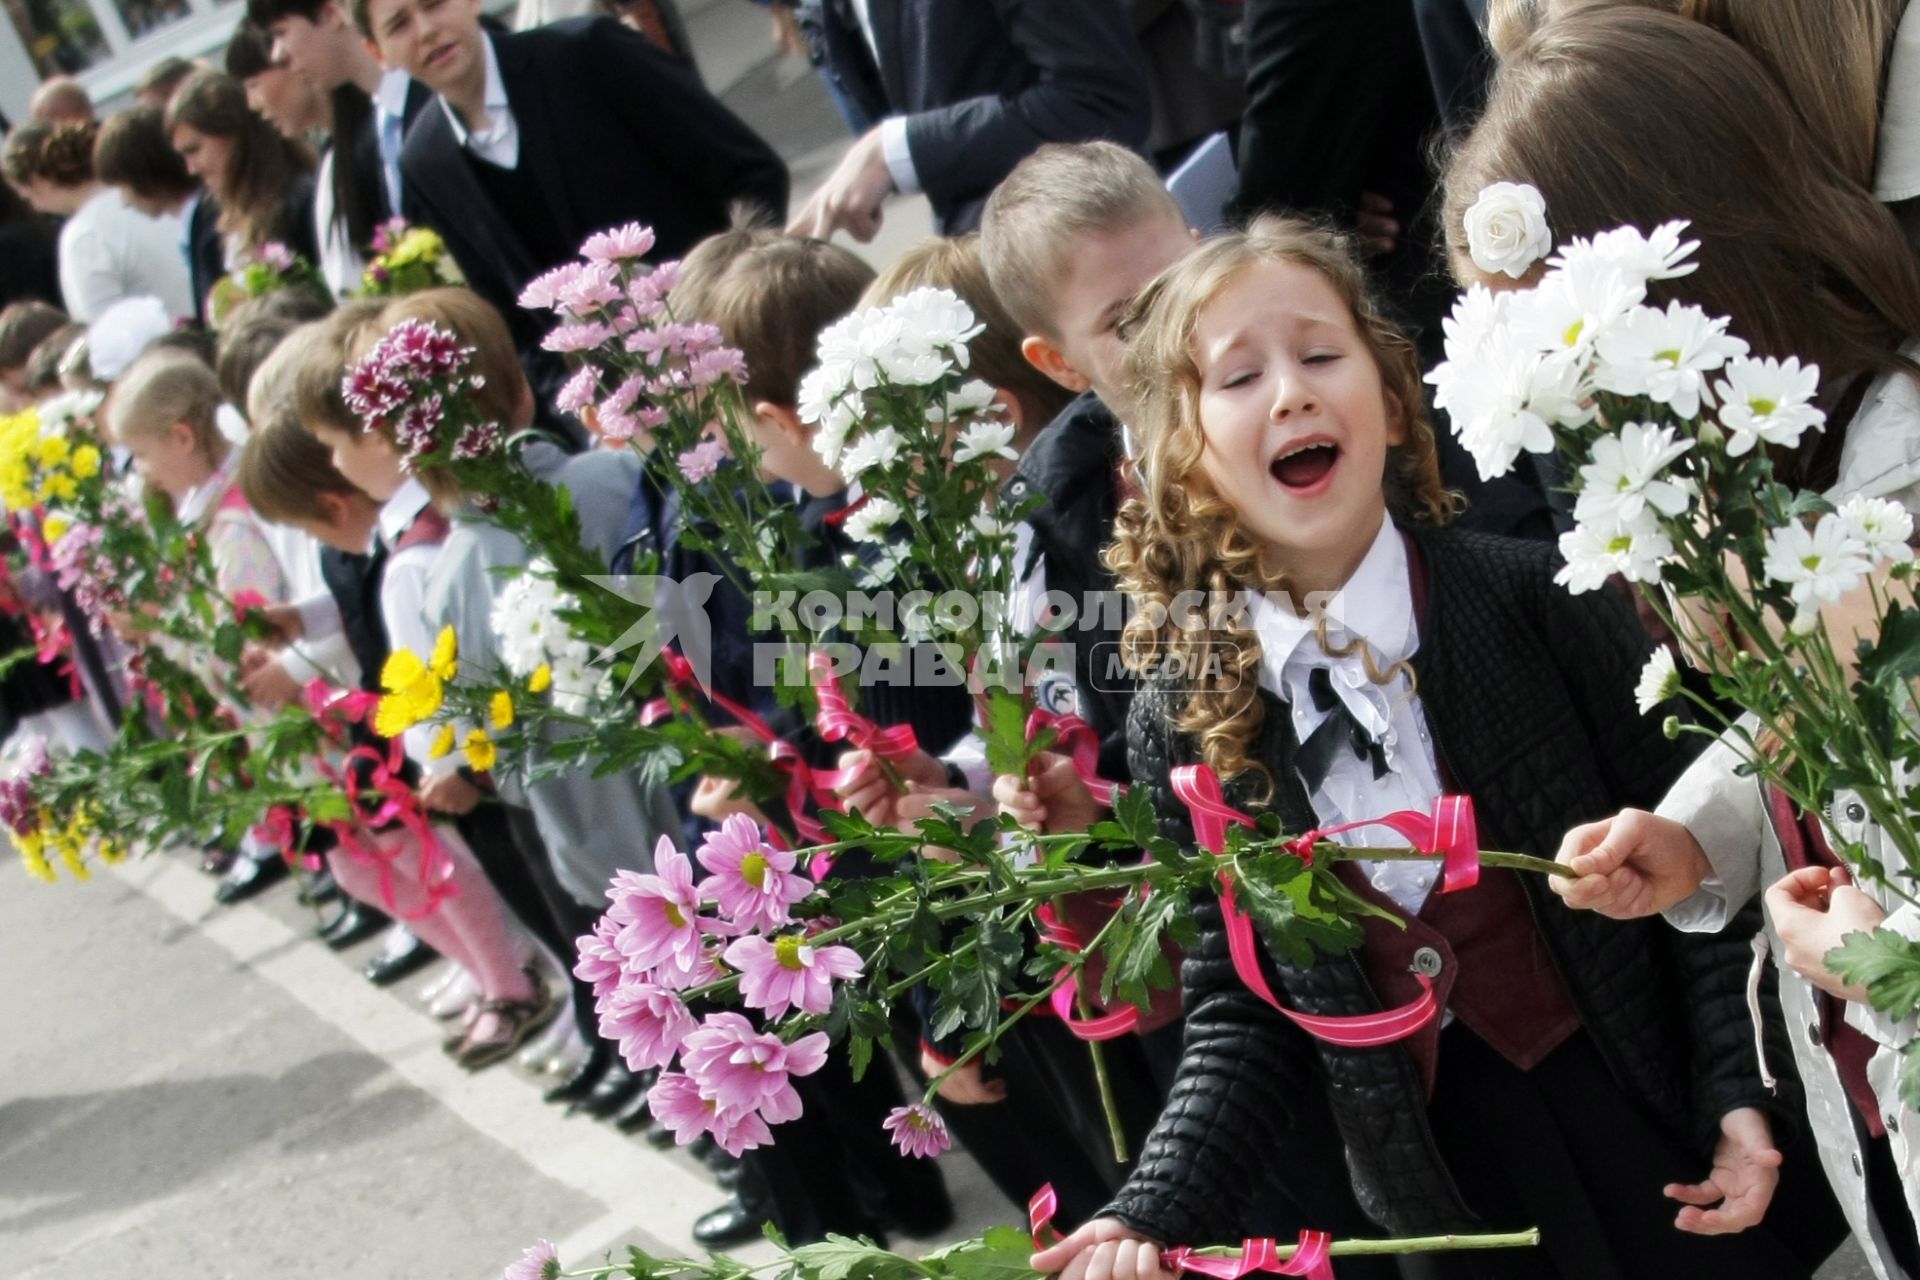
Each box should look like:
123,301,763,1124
1464,182,1553,280
86,295,176,382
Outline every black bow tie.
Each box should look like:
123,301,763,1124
1294,665,1389,794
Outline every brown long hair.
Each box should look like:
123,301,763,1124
1445,8,1920,483
166,69,315,252
1106,217,1454,796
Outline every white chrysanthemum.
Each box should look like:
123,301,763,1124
37,389,103,433
952,419,1019,465
1837,495,1915,565
1572,422,1695,531
839,426,904,481
798,365,861,469
879,349,955,387
490,564,579,676
1549,221,1699,288
1426,286,1513,418
1634,647,1681,716
814,307,905,393
844,496,903,545
1713,356,1824,458
1463,182,1552,280
547,642,606,716
1553,515,1674,593
969,509,1010,539
1444,346,1575,480
930,379,1001,423
1507,256,1645,361
1592,301,1748,419
886,287,984,356
1762,515,1873,619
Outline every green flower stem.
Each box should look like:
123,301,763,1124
1051,893,1129,1165
1185,1229,1542,1260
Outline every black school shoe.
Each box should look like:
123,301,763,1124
321,902,389,950
213,853,289,905
363,925,438,985
690,1194,774,1249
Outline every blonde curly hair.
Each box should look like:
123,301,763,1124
1106,216,1456,797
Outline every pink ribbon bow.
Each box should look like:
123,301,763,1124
1170,764,1488,1049
1028,1184,1335,1280
1024,708,1124,806
807,650,920,763
1035,901,1142,1041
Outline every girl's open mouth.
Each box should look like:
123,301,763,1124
1269,440,1340,492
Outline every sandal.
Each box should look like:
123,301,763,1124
455,969,561,1071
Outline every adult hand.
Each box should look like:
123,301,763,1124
1031,1218,1169,1280
1551,809,1713,918
921,1050,1007,1104
994,752,1101,834
1666,1106,1782,1234
1766,865,1885,1002
1355,190,1399,256
788,127,895,243
420,770,484,816
240,655,301,709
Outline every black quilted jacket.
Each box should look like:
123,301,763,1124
1106,525,1798,1242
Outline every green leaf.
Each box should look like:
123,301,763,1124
212,621,245,666
981,689,1037,778
786,1235,916,1280
926,1226,1042,1280
1900,1040,1920,1113
1231,853,1361,968
1827,928,1920,1020
1857,602,1920,694
848,1033,874,1082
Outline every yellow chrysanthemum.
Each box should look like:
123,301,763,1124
490,691,514,730
69,444,100,480
375,648,444,737
59,842,89,881
429,625,458,680
35,473,75,503
97,837,127,864
429,722,456,759
463,729,497,772
35,434,69,467
528,664,552,694
42,516,69,544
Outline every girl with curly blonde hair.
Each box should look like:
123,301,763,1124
1036,216,1842,1280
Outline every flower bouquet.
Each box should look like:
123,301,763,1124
1436,187,1920,1090
207,242,329,326
356,219,467,298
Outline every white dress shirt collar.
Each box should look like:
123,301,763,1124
376,476,434,551
177,446,239,527
439,34,518,169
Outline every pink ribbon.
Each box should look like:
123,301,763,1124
1024,708,1124,806
1035,901,1141,1041
807,650,920,764
1028,1183,1334,1280
1282,798,1479,896
1170,764,1467,1050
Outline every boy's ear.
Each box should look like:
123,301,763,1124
1020,335,1091,396
168,420,199,451
752,400,808,445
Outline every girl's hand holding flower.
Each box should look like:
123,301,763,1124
921,1050,1007,1105
1765,865,1885,1002
1031,1218,1171,1280
832,746,946,826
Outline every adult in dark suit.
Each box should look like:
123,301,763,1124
359,0,788,414
790,0,1153,240
0,183,61,312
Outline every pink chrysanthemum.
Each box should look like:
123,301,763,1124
646,1070,718,1145
677,440,727,484
518,263,584,311
582,222,657,263
688,346,749,388
502,1238,559,1280
696,814,810,929
723,934,863,1019
598,982,697,1071
627,260,682,312
573,917,625,994
681,1012,830,1121
542,322,617,354
602,835,705,976
882,1103,951,1159
451,421,503,461
556,260,623,318
556,365,601,415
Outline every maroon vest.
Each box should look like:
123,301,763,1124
1327,531,1582,1095
394,504,451,552
1772,787,1885,1136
